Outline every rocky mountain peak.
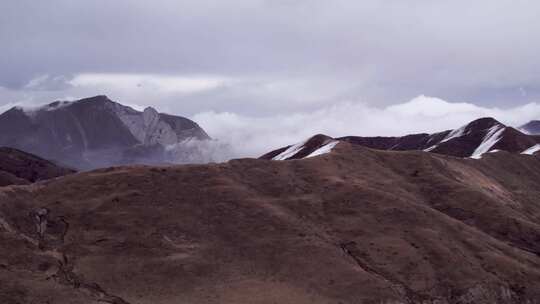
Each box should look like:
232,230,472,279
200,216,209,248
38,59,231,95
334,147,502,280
0,96,212,169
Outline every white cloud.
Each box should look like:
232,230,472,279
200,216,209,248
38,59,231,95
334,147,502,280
0,102,22,114
24,75,51,89
386,95,481,117
70,73,232,94
193,95,540,158
4,73,361,116
3,1,540,108
2,79,540,160
23,74,72,91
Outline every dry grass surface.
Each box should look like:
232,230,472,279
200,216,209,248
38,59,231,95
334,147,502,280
1,143,540,303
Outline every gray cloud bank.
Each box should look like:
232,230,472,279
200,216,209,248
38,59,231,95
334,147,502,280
193,95,540,157
1,0,540,158
2,0,540,106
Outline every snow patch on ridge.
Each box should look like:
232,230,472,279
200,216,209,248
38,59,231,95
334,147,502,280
306,140,339,158
441,124,468,144
521,144,540,155
470,125,505,159
272,138,339,160
424,124,470,152
272,140,308,160
423,145,438,152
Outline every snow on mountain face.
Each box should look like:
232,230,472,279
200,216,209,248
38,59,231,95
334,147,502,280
266,134,339,160
342,118,512,158
305,140,339,158
422,118,520,158
522,144,540,155
423,145,438,152
424,122,479,152
272,140,308,160
441,124,468,144
264,117,540,161
470,124,506,159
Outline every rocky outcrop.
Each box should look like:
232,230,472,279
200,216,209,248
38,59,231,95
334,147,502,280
109,102,209,146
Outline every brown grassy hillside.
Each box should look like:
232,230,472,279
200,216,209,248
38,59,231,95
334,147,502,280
0,147,75,186
1,142,540,303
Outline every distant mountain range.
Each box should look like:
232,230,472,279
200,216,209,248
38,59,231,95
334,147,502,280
0,95,211,170
261,117,540,160
2,96,539,169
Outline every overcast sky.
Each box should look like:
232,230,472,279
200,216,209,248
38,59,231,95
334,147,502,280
2,0,540,156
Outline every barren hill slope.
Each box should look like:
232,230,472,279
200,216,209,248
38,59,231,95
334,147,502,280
1,143,540,303
0,147,75,186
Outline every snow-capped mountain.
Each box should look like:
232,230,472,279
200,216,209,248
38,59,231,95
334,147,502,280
262,117,540,160
520,120,540,135
0,95,212,169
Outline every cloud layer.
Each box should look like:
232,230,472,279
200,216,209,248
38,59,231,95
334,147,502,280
193,95,540,157
2,0,540,108
2,1,540,160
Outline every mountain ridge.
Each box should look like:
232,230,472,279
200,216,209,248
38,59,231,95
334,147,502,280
262,117,540,160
